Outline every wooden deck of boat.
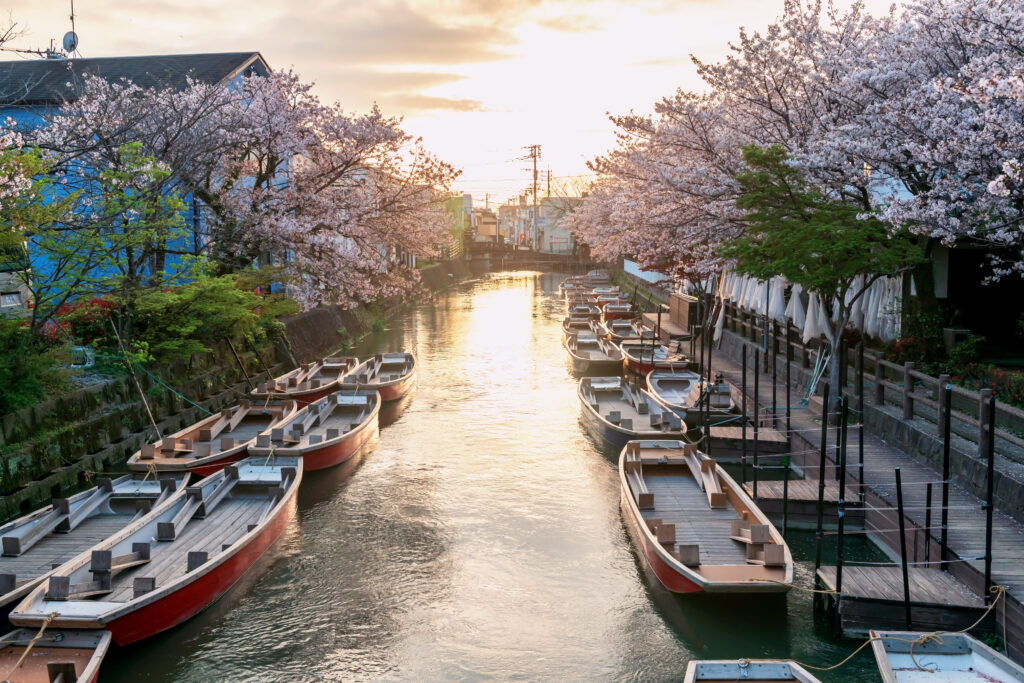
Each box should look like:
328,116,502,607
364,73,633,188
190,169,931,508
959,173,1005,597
1,515,132,583
105,495,268,603
594,393,645,423
641,472,748,564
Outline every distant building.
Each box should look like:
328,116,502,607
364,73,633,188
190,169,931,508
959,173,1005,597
444,194,474,258
473,208,499,243
538,196,582,253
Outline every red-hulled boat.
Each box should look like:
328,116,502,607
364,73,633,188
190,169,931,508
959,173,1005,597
600,301,635,321
126,399,298,476
0,628,111,682
11,457,302,646
345,353,416,401
250,357,358,405
619,440,792,594
247,390,380,471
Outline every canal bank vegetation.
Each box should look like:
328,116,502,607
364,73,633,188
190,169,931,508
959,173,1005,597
569,0,1024,409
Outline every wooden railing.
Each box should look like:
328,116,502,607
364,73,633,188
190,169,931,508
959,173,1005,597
719,300,1024,452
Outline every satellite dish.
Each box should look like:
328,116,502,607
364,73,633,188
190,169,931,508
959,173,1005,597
62,31,78,54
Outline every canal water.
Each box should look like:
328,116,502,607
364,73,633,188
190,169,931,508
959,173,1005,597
104,271,883,681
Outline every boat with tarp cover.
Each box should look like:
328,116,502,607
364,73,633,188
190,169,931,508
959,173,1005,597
11,457,302,646
619,440,793,594
598,318,655,344
620,339,690,376
127,400,298,476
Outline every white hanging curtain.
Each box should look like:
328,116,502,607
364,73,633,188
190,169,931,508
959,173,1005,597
802,293,820,344
785,283,806,329
848,275,866,332
769,276,788,323
713,301,726,344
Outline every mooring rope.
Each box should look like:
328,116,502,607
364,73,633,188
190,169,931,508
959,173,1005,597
2,611,60,682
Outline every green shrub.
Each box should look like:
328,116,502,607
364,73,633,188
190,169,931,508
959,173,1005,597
0,318,67,413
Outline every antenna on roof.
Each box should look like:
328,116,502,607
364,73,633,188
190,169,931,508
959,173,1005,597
62,0,79,57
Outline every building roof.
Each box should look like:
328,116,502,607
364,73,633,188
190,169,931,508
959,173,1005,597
0,52,268,106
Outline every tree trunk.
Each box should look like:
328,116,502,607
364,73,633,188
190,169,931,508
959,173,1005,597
826,306,851,422
909,237,937,316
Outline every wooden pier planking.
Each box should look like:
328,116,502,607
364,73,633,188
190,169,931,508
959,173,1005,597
816,566,987,634
743,480,865,527
708,425,787,461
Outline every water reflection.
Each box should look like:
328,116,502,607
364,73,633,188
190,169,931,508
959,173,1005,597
101,271,883,682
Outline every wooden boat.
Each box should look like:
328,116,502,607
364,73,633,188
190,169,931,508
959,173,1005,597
647,370,737,425
127,399,298,476
578,377,686,448
620,339,690,375
567,303,602,319
247,390,380,471
599,319,655,343
0,473,188,630
563,333,624,375
562,316,593,338
684,659,819,682
11,457,302,646
345,352,416,401
600,301,635,321
870,630,1024,682
0,628,111,683
583,270,611,285
619,440,793,593
250,356,358,405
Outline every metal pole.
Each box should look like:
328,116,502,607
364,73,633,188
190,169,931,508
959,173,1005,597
772,330,778,430
858,342,865,503
753,353,760,500
741,346,747,485
895,467,913,630
786,328,792,447
924,483,933,568
984,390,995,603
835,396,849,608
940,384,952,571
814,383,831,577
706,315,714,459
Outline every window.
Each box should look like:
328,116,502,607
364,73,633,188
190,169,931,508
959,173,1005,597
0,292,22,307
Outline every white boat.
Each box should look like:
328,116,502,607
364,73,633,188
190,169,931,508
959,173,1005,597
578,377,685,448
870,630,1024,682
563,333,624,375
684,659,819,682
647,370,736,425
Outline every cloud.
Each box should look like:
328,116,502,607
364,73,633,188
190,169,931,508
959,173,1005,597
377,93,487,114
536,14,604,32
631,56,688,67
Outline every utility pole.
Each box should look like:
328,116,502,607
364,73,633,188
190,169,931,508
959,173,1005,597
547,168,551,197
523,145,541,249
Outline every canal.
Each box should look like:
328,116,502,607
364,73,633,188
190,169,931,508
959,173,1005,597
105,271,883,681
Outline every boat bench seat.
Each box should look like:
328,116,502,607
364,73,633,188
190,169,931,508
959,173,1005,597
644,518,676,546
606,411,621,425
620,418,633,430
627,467,654,510
675,544,700,567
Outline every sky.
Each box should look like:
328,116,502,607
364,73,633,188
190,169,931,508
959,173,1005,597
3,0,896,206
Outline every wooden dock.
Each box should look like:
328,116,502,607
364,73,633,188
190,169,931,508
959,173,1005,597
641,313,689,341
816,566,987,636
742,480,865,528
707,424,788,461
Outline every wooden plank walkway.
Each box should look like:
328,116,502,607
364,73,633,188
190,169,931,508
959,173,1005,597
743,481,865,528
708,341,1024,647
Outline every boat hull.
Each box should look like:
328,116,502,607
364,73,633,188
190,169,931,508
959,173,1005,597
620,488,702,593
102,492,297,646
300,412,379,471
571,357,623,376
376,371,416,402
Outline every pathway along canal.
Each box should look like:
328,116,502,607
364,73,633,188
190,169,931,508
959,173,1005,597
104,271,884,681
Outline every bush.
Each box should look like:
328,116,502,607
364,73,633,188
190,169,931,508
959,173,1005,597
131,273,296,363
953,363,1024,411
0,318,67,413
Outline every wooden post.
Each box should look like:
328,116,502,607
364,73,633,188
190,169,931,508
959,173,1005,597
895,467,913,630
982,389,995,603
741,346,748,485
814,383,831,578
858,342,865,503
874,351,885,405
940,384,952,572
706,322,714,459
903,361,915,421
924,483,933,568
937,374,951,438
224,337,254,391
753,353,760,500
